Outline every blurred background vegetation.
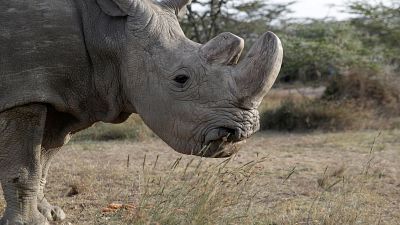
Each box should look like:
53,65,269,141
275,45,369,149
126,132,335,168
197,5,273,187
73,0,400,141
182,0,400,82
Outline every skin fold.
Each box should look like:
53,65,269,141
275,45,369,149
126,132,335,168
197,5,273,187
0,0,283,224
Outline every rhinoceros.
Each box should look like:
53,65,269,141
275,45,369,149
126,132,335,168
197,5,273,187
0,0,282,224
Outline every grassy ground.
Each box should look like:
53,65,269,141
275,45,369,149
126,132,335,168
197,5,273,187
1,129,399,224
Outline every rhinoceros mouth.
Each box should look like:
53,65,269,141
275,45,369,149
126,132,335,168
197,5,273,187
199,127,243,158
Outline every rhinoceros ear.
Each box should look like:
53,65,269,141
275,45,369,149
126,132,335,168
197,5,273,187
160,0,191,16
97,0,132,17
200,32,244,65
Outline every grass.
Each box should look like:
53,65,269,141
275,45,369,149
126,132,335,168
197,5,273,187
108,151,396,225
87,129,400,224
124,156,266,225
2,130,399,224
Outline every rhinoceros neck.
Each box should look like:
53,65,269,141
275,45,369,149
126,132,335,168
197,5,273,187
75,0,131,123
0,0,131,133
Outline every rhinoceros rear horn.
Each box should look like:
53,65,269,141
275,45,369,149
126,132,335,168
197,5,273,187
97,0,152,17
200,32,244,65
96,0,131,16
160,0,191,16
234,32,283,108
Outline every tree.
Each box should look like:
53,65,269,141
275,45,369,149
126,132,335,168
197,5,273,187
181,0,294,44
347,0,400,69
277,20,375,82
180,0,399,83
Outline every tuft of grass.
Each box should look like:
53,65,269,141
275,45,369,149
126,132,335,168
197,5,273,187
107,155,268,225
300,176,386,225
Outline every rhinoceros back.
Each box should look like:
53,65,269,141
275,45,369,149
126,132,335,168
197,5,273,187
0,0,92,116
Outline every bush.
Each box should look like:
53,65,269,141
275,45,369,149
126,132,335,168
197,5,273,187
260,99,370,132
323,71,400,116
261,69,400,132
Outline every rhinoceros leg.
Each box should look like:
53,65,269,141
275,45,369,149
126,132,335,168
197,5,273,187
0,104,49,225
37,147,66,222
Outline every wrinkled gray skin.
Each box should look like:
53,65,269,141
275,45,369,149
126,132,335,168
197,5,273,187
0,0,283,224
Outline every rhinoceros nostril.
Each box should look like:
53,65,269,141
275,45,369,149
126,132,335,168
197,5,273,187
217,127,242,142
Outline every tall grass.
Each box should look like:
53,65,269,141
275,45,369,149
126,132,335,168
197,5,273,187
106,155,268,225
96,135,392,225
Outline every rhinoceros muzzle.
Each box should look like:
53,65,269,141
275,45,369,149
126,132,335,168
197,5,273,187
201,121,258,158
197,31,283,157
202,125,253,158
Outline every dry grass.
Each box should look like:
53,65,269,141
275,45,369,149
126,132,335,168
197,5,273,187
1,130,399,224
260,99,373,131
259,86,326,112
323,71,400,116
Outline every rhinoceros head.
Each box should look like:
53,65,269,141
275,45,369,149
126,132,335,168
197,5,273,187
97,0,283,157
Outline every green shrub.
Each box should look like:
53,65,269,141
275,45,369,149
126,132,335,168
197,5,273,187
261,69,400,132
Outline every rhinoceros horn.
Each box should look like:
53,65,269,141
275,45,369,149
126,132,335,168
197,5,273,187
199,31,283,108
98,0,191,17
97,0,153,17
233,32,283,109
200,32,244,65
160,0,191,15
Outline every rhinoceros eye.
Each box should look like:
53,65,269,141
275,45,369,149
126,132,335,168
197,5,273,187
173,74,189,85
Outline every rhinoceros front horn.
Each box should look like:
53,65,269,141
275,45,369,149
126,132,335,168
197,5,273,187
234,32,283,108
